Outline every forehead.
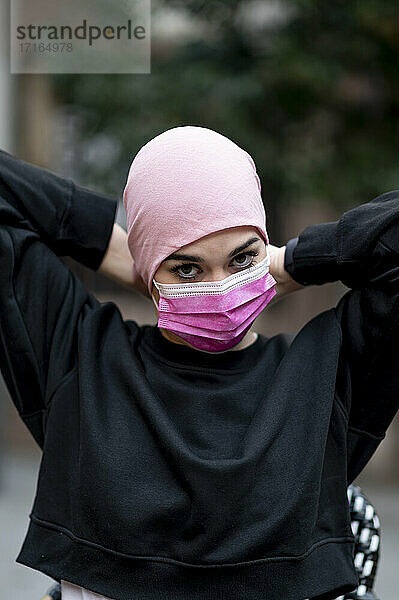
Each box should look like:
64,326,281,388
159,227,265,269
176,225,261,253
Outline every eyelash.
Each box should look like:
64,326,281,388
169,251,260,281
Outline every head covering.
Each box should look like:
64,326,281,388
123,125,269,297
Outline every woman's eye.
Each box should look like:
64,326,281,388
169,263,200,280
232,252,254,267
178,264,198,278
170,251,258,280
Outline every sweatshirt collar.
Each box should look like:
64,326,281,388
141,324,264,371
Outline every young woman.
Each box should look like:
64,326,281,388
0,126,396,600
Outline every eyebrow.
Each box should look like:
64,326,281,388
163,237,262,263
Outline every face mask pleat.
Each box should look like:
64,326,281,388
158,285,277,341
158,267,274,315
166,322,253,353
158,277,276,334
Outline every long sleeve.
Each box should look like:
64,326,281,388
0,149,118,448
284,191,399,484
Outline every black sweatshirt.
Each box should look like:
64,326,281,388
0,148,398,600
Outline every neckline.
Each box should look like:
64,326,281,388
141,325,265,371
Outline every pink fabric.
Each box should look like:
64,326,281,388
165,291,276,352
123,125,270,297
158,274,277,351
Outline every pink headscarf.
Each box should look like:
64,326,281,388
123,125,270,297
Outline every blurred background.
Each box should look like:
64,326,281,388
0,0,398,598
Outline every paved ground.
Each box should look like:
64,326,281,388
0,451,397,600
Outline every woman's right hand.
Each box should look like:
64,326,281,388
98,223,151,299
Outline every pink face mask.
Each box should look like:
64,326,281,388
151,249,277,354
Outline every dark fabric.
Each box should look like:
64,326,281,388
44,481,382,599
0,148,398,600
0,148,118,447
285,192,399,481
283,235,299,279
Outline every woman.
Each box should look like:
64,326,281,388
0,125,396,600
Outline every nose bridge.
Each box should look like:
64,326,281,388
206,266,229,281
202,256,237,281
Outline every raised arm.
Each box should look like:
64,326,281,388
0,149,118,447
284,192,399,484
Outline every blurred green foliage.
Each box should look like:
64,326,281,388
51,0,399,236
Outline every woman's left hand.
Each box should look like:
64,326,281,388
267,243,306,306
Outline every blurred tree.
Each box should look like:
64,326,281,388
50,0,399,239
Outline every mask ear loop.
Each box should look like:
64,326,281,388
151,279,160,309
